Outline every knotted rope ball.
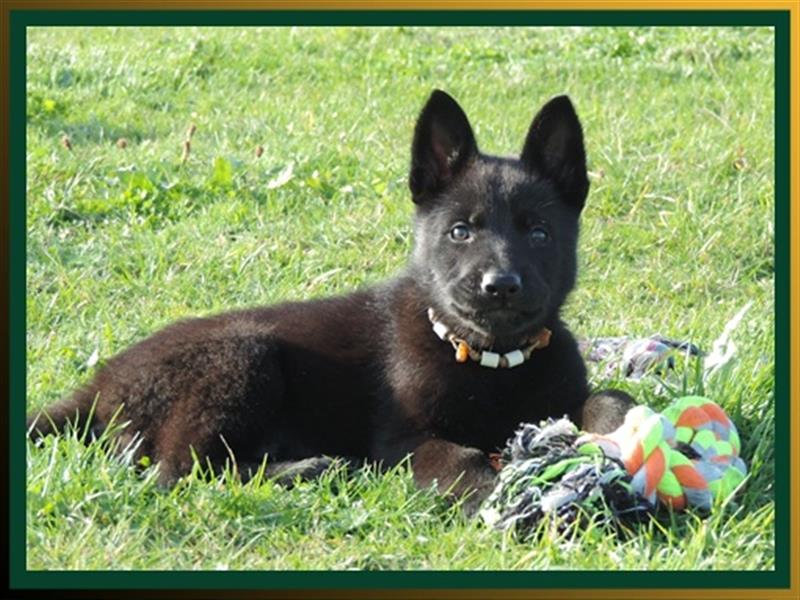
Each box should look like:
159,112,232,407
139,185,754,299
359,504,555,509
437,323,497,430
481,396,748,536
579,396,747,511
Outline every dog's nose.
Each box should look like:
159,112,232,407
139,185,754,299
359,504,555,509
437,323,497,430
481,271,522,297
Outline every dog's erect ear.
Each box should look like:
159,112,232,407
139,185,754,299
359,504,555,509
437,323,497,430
409,90,478,204
520,95,589,210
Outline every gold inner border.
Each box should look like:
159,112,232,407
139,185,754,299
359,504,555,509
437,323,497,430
2,0,800,8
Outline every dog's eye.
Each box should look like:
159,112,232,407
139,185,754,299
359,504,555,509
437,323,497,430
449,224,471,242
529,226,550,245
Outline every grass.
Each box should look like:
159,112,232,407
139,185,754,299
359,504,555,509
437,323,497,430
25,26,775,571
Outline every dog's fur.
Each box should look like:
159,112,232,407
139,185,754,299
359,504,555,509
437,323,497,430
28,90,633,511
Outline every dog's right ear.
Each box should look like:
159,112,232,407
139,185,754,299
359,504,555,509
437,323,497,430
409,90,478,204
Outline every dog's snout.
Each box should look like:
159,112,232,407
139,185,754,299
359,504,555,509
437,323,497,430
481,271,522,298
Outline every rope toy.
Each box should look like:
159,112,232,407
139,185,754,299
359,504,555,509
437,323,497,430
578,335,703,380
480,396,748,537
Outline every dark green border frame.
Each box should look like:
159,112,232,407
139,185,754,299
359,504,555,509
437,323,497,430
8,9,791,593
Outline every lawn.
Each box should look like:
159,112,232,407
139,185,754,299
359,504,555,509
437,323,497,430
25,26,775,571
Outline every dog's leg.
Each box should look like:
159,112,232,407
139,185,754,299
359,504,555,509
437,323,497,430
240,456,361,486
574,389,636,434
410,439,497,515
127,332,290,487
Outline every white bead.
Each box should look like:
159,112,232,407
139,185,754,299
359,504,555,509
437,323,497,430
432,321,449,340
480,351,500,368
504,350,525,368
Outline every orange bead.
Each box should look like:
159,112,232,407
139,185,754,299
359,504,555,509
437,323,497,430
455,341,470,363
536,328,552,349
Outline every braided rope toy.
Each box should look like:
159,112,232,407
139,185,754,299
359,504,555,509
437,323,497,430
579,396,747,510
578,335,703,380
481,396,748,536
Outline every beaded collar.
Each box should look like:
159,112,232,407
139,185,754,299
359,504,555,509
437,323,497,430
427,308,551,369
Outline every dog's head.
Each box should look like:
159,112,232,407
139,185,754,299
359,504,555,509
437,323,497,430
408,90,589,351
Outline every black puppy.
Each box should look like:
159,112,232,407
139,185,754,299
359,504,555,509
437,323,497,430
28,91,632,511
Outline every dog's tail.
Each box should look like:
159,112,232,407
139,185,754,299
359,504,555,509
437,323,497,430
26,387,99,442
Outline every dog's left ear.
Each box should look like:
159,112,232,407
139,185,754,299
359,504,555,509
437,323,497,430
409,90,478,204
520,95,589,210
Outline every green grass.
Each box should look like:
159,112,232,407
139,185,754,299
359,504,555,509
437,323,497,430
25,26,775,571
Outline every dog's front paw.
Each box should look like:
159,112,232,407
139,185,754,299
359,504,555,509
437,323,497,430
405,438,501,516
262,456,355,486
459,472,499,518
579,389,636,434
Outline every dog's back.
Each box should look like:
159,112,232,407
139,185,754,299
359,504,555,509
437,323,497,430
29,292,382,481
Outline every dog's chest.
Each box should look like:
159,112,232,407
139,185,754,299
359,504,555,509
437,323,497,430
378,278,587,452
387,336,569,451
435,362,559,448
